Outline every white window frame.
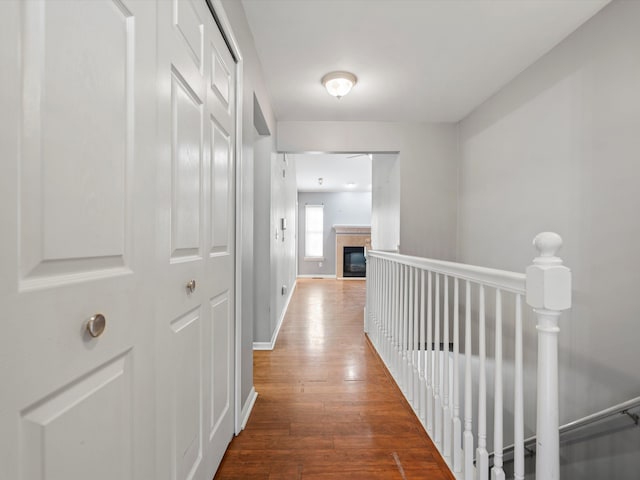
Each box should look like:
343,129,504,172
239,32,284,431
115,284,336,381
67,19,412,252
304,204,324,260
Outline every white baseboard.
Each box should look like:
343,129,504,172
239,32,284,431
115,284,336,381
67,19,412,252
252,280,296,351
296,274,336,279
240,387,258,430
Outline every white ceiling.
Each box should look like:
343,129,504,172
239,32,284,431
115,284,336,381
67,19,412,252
241,0,609,122
291,153,372,193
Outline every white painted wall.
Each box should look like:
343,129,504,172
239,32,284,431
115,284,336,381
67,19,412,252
253,134,273,344
458,1,640,477
371,153,400,251
270,153,298,339
278,121,458,261
297,192,372,276
220,0,278,410
252,147,297,346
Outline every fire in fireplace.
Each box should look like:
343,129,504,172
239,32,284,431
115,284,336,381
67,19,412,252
343,246,366,277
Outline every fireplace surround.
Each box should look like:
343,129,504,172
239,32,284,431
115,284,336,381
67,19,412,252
334,225,371,279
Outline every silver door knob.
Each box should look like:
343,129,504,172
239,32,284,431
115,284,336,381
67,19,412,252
86,314,106,338
186,280,196,293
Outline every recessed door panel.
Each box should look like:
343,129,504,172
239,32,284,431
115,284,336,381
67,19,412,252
209,293,230,439
19,0,133,289
211,47,230,108
170,308,203,480
171,69,203,261
20,352,132,480
173,0,203,70
210,119,231,255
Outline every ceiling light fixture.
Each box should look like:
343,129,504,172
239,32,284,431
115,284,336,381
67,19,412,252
321,71,357,99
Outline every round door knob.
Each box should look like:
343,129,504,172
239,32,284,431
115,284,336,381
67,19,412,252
186,279,196,293
86,314,106,338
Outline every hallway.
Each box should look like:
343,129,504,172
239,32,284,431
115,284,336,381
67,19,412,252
215,279,454,479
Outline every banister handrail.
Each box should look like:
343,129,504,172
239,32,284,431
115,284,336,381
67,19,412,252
490,395,640,461
368,250,526,294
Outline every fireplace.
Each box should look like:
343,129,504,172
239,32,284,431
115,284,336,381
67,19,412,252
343,246,366,277
333,225,370,279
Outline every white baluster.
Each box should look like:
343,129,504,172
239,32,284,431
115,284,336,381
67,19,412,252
420,269,427,425
443,275,451,461
395,262,401,378
414,267,421,413
392,262,398,377
453,277,462,473
398,264,405,392
379,259,385,359
463,280,474,480
381,260,387,362
477,284,488,480
526,232,571,480
434,273,442,447
387,260,393,366
426,271,434,434
492,289,505,480
403,265,409,394
365,257,370,334
514,294,524,480
408,266,414,403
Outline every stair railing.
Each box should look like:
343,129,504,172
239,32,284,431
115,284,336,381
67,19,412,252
365,232,571,480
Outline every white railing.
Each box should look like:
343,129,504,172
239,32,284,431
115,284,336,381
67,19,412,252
365,232,571,480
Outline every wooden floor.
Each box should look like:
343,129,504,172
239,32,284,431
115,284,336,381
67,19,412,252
214,278,454,480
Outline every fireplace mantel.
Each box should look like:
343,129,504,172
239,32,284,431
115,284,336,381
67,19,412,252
333,225,371,235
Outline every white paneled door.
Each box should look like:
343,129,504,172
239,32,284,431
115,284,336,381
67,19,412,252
155,0,237,479
0,1,237,479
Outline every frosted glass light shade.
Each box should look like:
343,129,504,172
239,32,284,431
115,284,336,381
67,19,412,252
321,71,357,98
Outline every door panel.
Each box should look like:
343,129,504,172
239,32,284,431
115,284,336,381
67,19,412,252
211,46,231,108
0,1,157,480
211,118,231,254
21,352,133,480
171,69,204,260
0,1,236,479
209,293,231,439
157,1,236,479
170,308,203,480
203,7,236,474
20,0,133,288
174,0,204,70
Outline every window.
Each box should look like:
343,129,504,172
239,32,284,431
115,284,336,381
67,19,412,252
304,204,324,259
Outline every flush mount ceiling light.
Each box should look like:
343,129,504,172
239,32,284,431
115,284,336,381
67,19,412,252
321,71,357,99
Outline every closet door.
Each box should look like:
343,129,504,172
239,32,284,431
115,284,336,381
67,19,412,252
0,1,157,479
155,0,237,478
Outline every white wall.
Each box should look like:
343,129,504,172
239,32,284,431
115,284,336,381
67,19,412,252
458,1,640,477
278,121,458,261
297,192,372,276
253,133,273,344
270,153,298,339
371,153,400,251
220,0,277,410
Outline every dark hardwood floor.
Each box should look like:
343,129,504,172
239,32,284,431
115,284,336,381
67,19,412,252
214,278,455,480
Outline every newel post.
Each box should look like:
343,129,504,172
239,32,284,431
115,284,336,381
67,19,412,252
526,232,571,480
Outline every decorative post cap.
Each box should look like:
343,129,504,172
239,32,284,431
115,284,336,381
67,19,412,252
532,232,563,266
526,232,571,311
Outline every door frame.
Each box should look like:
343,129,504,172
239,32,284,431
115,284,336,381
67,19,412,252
204,0,245,435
